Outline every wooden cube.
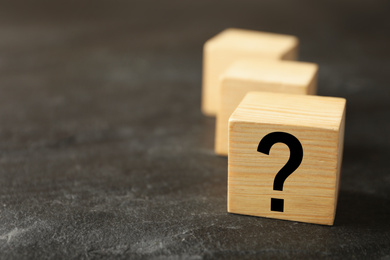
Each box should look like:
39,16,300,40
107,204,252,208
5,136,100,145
201,28,299,116
228,92,346,225
215,59,318,156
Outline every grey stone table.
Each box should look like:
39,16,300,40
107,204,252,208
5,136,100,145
0,0,389,259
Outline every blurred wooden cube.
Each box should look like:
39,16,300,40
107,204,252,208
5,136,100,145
215,60,318,156
228,92,346,225
201,28,298,116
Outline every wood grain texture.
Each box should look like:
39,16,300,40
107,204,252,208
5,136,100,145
228,92,346,225
201,28,298,116
215,60,318,156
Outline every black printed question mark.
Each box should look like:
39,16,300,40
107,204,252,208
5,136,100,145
257,132,303,212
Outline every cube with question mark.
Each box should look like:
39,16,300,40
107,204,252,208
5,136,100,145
228,91,346,225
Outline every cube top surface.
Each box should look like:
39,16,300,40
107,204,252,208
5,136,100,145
206,28,298,56
230,92,346,131
223,60,318,87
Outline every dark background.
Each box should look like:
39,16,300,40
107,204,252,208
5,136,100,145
0,0,389,259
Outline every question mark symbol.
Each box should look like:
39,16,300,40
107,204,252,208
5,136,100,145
257,132,303,212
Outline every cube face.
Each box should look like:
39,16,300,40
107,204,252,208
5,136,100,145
215,60,318,156
228,92,346,225
201,28,298,116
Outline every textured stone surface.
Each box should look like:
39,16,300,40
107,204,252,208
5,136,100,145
0,0,389,259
